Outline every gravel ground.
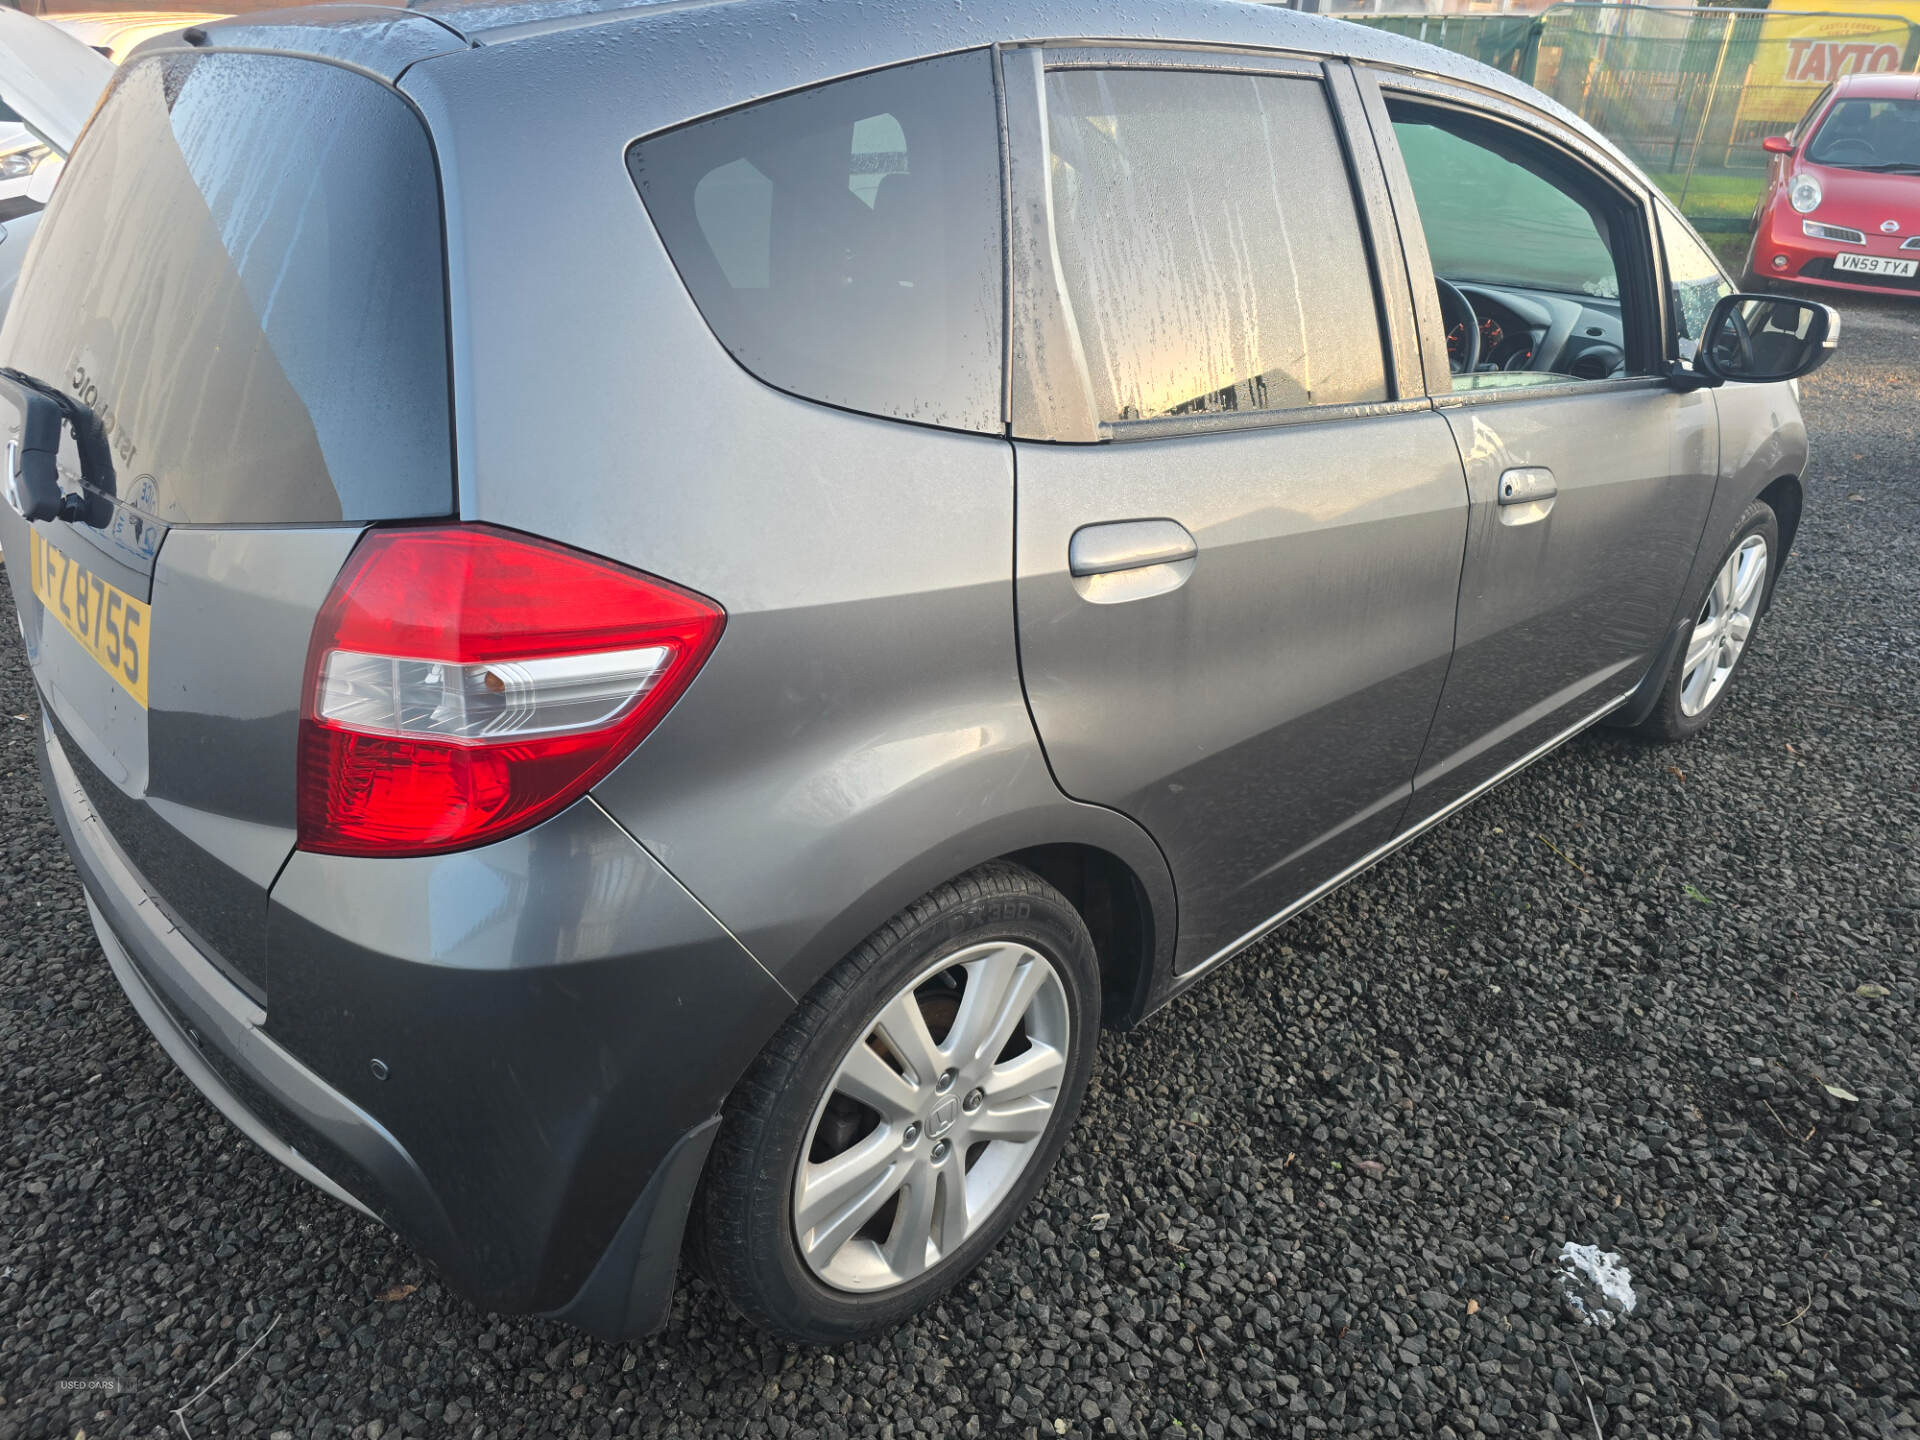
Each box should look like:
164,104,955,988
3,295,1916,1440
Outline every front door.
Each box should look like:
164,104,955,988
1004,51,1470,972
1365,78,1723,817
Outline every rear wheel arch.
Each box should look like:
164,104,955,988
756,810,1179,1036
997,843,1161,1029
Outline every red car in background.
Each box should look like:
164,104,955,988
1746,72,1920,297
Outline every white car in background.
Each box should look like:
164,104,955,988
1,93,58,202
1,11,217,322
0,11,109,198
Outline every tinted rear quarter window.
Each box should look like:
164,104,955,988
1039,68,1388,427
0,52,453,525
628,51,1005,435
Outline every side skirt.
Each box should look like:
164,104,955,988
1166,690,1631,998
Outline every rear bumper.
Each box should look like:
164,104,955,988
42,715,793,1336
85,890,409,1220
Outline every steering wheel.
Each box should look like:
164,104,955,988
1436,277,1480,374
1820,137,1878,163
1707,299,1757,375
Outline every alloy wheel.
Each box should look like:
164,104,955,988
1681,534,1769,717
792,942,1071,1293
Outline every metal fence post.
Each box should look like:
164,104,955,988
1520,13,1545,83
1677,11,1736,212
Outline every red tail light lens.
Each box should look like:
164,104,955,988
297,525,724,857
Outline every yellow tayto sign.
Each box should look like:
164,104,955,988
1779,31,1905,83
1740,9,1918,128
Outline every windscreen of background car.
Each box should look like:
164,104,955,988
0,52,453,526
1041,68,1388,425
1807,98,1920,170
1391,115,1620,299
628,51,1004,436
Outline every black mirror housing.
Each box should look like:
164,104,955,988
1694,293,1840,385
0,367,119,526
1,369,68,522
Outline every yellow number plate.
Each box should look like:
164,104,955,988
29,528,149,709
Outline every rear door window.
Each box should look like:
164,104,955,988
1034,67,1389,428
627,51,1005,436
1,52,454,526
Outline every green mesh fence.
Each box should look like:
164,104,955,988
1350,4,1920,230
1343,12,1541,76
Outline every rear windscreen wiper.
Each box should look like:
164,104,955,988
0,366,115,526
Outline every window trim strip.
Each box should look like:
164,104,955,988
1030,43,1326,77
1098,394,1435,444
1429,372,1674,411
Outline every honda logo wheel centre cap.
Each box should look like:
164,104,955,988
927,1096,960,1138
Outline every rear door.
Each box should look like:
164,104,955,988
1360,73,1721,818
1006,50,1469,973
0,50,456,999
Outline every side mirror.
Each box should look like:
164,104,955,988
1761,135,1794,155
1,369,68,521
0,366,118,525
1694,293,1839,385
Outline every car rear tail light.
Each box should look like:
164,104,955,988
298,525,723,857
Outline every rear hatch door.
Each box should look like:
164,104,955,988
0,49,456,1000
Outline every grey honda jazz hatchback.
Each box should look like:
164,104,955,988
0,0,1835,1343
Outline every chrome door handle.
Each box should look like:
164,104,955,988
1496,466,1556,526
1069,518,1197,576
1067,519,1197,604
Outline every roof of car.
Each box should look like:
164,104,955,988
168,0,1628,166
51,10,226,63
1832,71,1920,101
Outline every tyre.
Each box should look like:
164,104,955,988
1635,499,1780,742
688,862,1101,1343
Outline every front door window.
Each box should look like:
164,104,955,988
1389,102,1646,388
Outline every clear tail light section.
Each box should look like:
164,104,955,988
297,525,724,857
